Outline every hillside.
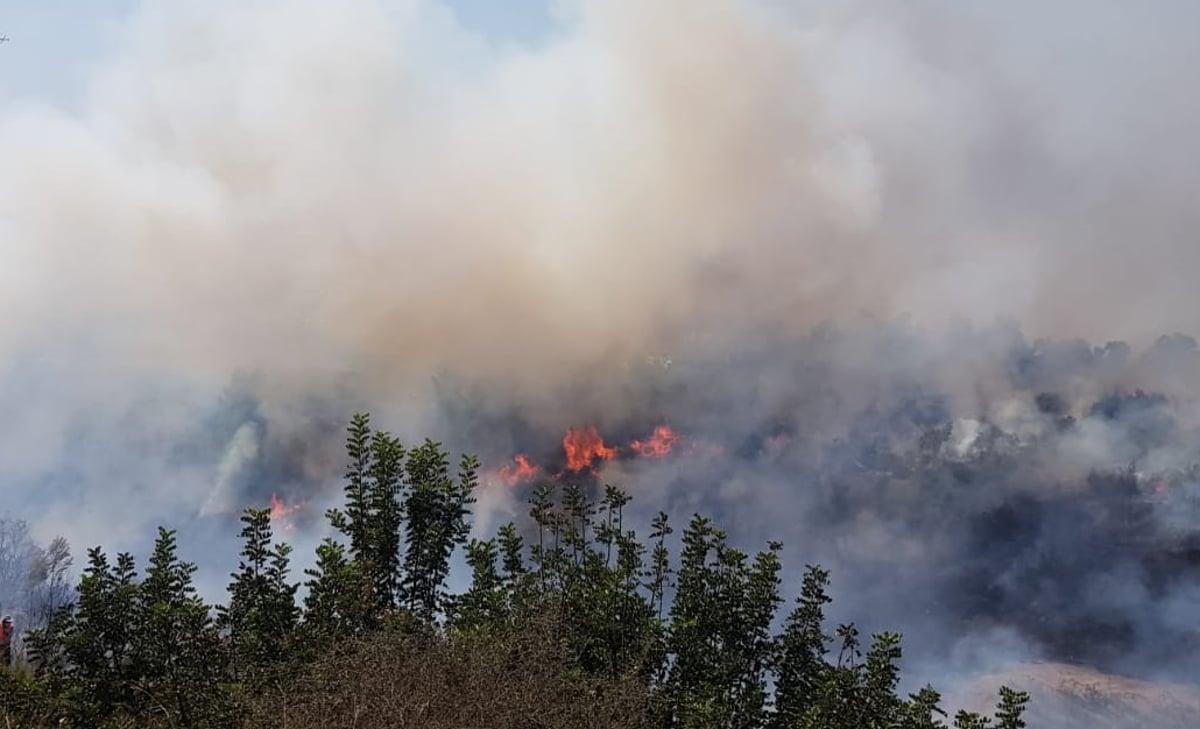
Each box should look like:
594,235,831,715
952,662,1200,729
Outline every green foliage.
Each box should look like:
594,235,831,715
27,547,141,722
449,537,508,633
302,537,371,640
954,709,994,729
660,515,783,729
134,528,232,727
324,413,405,616
219,508,300,684
7,412,1031,729
0,666,62,726
322,415,478,623
646,511,673,621
400,441,478,618
367,429,405,608
995,686,1031,729
560,484,659,680
772,565,832,728
24,531,235,727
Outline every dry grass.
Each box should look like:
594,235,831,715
253,620,653,729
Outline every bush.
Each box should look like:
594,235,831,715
254,614,651,729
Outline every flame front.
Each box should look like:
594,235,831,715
563,426,618,472
631,425,683,458
269,493,304,531
489,424,703,485
499,454,540,485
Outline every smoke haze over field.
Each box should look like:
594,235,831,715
4,0,1200,702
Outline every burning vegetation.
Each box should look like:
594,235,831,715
268,493,305,531
11,323,1200,727
410,323,1200,688
3,2,1198,726
489,423,687,487
4,413,1034,729
175,323,1200,699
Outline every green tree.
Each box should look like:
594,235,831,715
27,548,140,722
219,508,300,683
133,527,229,727
903,686,950,729
498,522,526,584
641,510,673,685
449,538,508,633
30,531,237,727
557,485,658,679
301,538,372,639
325,413,401,615
860,631,905,726
367,429,405,608
331,412,373,559
13,418,1036,729
994,686,1030,729
528,483,565,594
772,565,832,728
661,515,782,729
953,710,992,729
646,511,673,621
400,441,478,619
316,414,413,632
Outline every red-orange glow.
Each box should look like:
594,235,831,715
631,425,684,458
269,493,304,531
499,454,541,485
563,426,617,472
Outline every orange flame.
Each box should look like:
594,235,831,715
631,425,684,458
269,493,304,531
563,426,617,472
487,424,726,482
498,454,540,485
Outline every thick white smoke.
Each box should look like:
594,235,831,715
6,0,1199,389
3,5,1200,708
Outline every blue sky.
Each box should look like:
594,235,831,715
0,0,557,107
0,0,138,105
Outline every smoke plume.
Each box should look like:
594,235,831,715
4,0,1200,701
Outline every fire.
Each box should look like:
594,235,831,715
631,425,684,458
498,453,540,485
490,424,705,483
269,493,304,531
563,426,618,472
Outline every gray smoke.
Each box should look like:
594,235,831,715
3,0,1200,703
440,322,1200,683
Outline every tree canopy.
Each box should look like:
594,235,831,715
4,413,1028,729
